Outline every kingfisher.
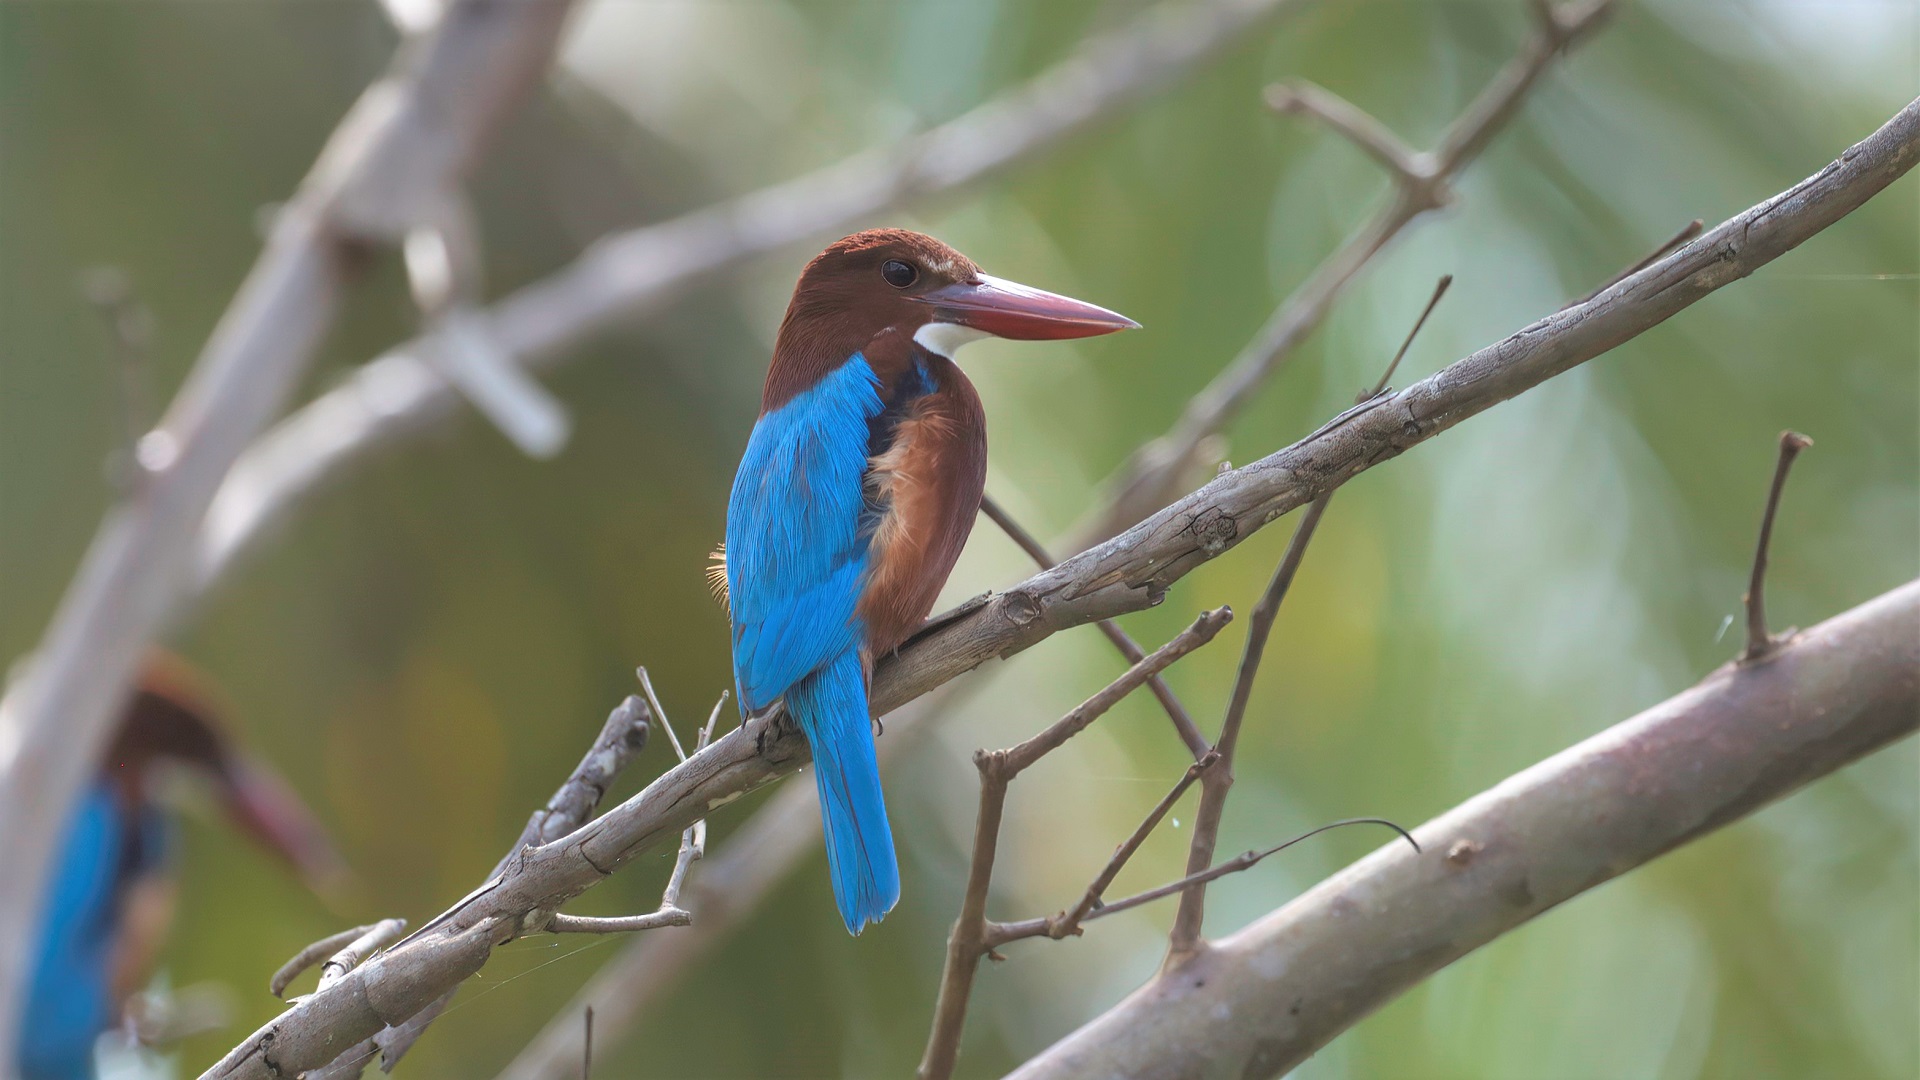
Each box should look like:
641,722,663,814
718,229,1137,934
19,653,343,1080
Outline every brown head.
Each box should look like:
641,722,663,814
107,653,348,896
764,228,1137,409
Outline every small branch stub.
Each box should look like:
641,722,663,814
1742,430,1813,661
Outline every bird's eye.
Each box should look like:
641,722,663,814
881,259,919,289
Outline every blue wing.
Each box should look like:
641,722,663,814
21,783,125,1080
725,357,883,713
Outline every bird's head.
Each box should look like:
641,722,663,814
106,653,350,898
766,228,1138,407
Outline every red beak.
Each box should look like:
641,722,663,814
913,273,1140,340
218,757,353,901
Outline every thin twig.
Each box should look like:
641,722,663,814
636,667,686,763
1569,218,1705,307
547,910,692,935
981,496,1210,758
986,818,1418,949
270,924,380,999
1742,431,1814,661
918,610,1232,1080
1166,497,1333,955
1088,0,1614,545
1265,81,1427,190
1166,272,1450,956
1052,752,1217,939
315,919,407,995
582,1007,593,1080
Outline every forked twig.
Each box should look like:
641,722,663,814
1168,274,1450,955
918,609,1232,1080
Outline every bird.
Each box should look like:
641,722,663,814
18,653,343,1080
718,229,1137,934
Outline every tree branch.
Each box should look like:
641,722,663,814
1085,0,1614,545
918,610,1233,1080
982,495,1211,758
1005,580,1920,1080
191,0,1322,596
0,1,576,1059
196,97,1920,1079
1166,272,1447,954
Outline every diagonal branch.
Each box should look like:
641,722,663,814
1085,0,1614,545
0,0,577,1059
1006,580,1920,1080
196,97,1920,1079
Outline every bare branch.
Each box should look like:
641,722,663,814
636,667,687,764
1001,609,1233,776
193,0,1323,596
545,910,692,935
1742,431,1815,660
197,99,1920,1079
985,818,1417,949
1055,752,1215,938
918,610,1232,1080
270,924,381,1000
315,920,408,995
1007,581,1920,1080
981,495,1211,758
512,695,653,854
1167,495,1331,954
1569,218,1705,307
1087,0,1615,545
1169,271,1446,954
1265,81,1432,197
0,1,576,1057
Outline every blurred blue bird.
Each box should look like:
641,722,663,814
717,230,1136,934
19,655,343,1080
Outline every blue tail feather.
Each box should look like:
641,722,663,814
786,649,899,934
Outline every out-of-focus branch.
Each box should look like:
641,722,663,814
1085,0,1613,545
0,1,576,1060
918,610,1233,1080
1007,580,1920,1080
1742,431,1814,661
193,0,1323,594
197,98,1920,1079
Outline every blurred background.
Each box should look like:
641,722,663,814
1,1,1914,1077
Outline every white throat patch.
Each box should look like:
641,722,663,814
913,321,990,359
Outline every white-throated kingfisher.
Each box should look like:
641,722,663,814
719,229,1136,934
19,654,343,1080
